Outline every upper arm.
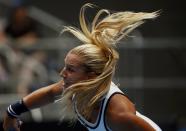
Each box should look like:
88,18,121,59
23,80,64,109
50,80,64,97
39,79,64,101
109,112,156,131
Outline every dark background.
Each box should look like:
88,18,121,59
27,0,186,38
0,0,186,131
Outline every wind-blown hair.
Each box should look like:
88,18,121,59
59,3,158,121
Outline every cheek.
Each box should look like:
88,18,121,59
72,73,88,82
74,75,86,82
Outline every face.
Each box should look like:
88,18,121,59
60,53,90,89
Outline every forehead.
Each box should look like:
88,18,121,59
65,53,82,66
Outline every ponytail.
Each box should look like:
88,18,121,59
59,3,158,120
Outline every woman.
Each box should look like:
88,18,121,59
3,3,161,131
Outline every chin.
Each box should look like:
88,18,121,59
64,82,77,89
64,84,71,89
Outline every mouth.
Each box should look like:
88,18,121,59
63,79,77,89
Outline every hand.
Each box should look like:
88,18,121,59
3,112,22,131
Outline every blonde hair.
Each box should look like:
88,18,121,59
59,3,158,121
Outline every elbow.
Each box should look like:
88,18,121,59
49,83,63,102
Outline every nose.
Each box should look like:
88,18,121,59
60,67,67,78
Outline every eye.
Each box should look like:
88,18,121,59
66,66,75,72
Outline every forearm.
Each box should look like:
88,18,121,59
4,81,63,131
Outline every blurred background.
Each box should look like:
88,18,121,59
0,0,185,131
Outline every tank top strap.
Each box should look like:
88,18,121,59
73,82,123,131
99,82,123,131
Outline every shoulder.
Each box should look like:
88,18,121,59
105,93,135,129
105,94,156,131
105,93,135,122
106,93,136,116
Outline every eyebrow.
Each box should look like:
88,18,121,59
64,58,86,71
66,64,75,68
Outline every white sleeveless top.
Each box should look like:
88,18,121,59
74,82,162,131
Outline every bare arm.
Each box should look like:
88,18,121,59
23,80,64,109
108,112,156,131
3,80,64,131
106,94,156,131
